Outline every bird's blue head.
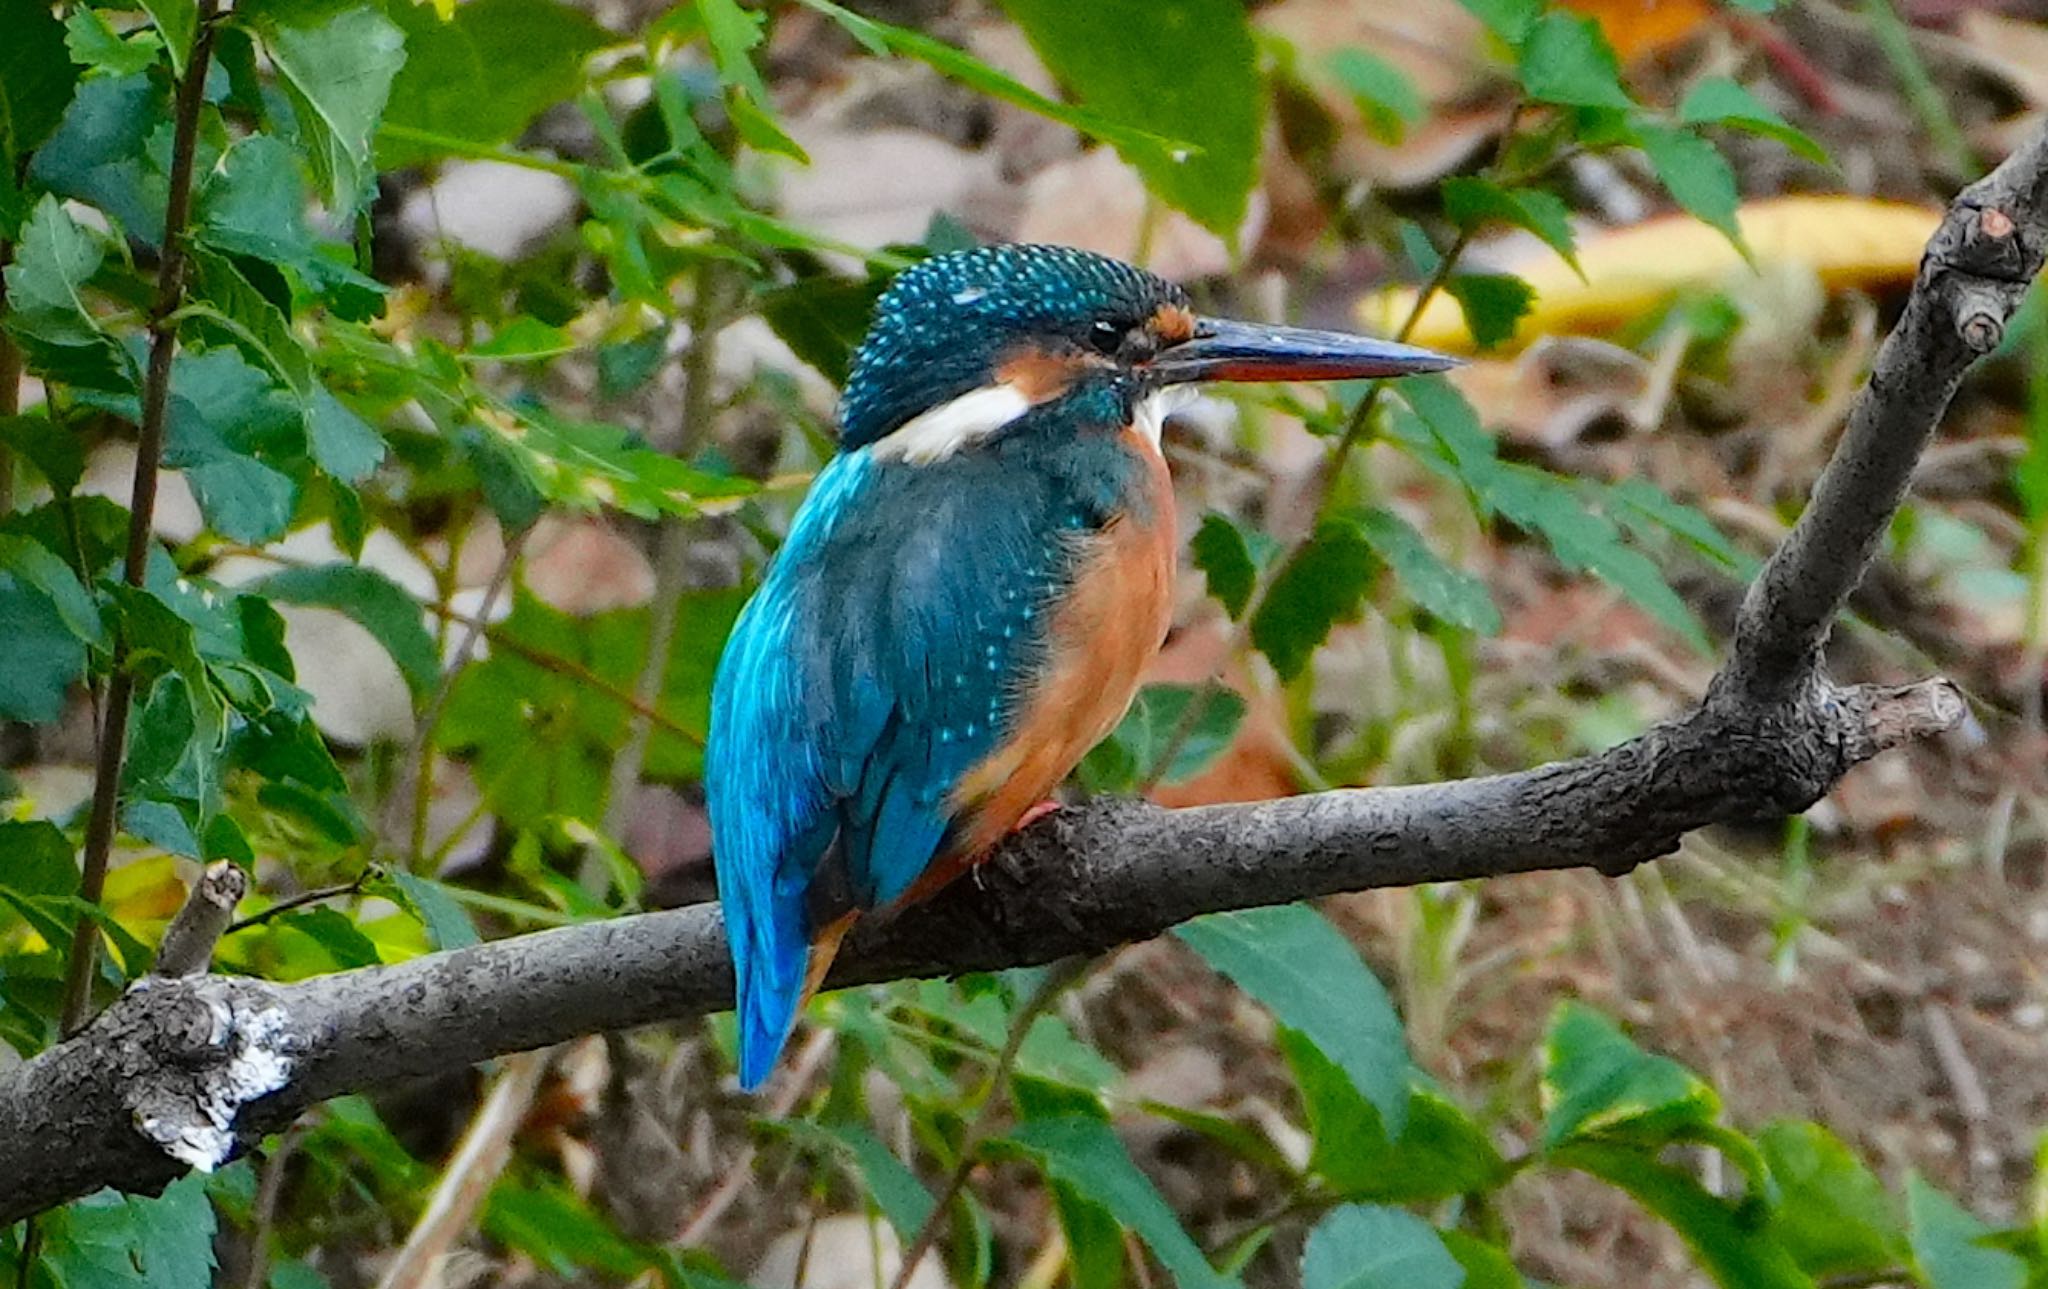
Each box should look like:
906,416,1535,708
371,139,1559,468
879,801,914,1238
837,244,1457,458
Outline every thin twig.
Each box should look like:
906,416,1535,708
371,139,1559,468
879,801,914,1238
0,233,20,514
885,958,1090,1289
225,876,371,937
152,862,249,977
240,1130,302,1289
59,0,224,1036
676,1027,838,1245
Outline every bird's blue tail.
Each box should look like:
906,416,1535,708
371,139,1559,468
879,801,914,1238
731,882,808,1091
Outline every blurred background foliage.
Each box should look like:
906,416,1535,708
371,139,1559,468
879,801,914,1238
0,0,2046,1283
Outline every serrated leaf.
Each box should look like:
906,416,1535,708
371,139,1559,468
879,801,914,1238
163,349,304,543
1440,177,1581,275
0,0,80,168
64,8,164,78
377,0,607,167
1003,1116,1236,1289
1555,1140,1810,1289
306,387,385,483
997,0,1260,237
1633,122,1745,251
1356,507,1499,633
1607,477,1747,570
251,563,437,699
1542,1000,1717,1147
28,71,169,242
0,534,106,648
1191,512,1257,619
136,0,197,75
2,195,136,394
1518,12,1632,109
1444,272,1534,351
697,0,767,99
1326,47,1422,143
1758,1121,1906,1279
0,414,85,493
0,568,88,722
1178,906,1410,1133
1907,1175,2024,1289
1301,1205,1464,1289
247,0,406,210
1678,77,1829,165
1250,521,1376,680
44,1175,217,1288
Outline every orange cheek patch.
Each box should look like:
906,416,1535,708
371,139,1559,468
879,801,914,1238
998,348,1085,402
1151,303,1196,345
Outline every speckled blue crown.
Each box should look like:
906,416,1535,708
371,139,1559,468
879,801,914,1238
837,244,1188,450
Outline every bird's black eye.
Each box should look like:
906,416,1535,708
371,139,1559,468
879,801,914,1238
1087,320,1125,356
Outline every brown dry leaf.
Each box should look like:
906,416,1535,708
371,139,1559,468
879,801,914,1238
1954,12,2048,111
1015,147,1268,281
1561,0,1716,61
522,516,656,615
1363,195,1940,352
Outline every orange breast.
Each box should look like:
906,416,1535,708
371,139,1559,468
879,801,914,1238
947,428,1177,858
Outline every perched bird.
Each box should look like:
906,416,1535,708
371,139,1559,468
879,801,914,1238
707,244,1454,1089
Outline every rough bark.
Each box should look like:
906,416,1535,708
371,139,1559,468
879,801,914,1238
2,126,2043,1226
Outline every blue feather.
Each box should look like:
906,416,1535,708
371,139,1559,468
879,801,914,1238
708,401,1148,1088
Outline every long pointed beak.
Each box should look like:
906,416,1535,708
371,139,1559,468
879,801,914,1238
1151,316,1459,385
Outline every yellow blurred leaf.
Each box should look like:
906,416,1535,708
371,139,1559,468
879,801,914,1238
1363,195,1940,352
105,853,187,924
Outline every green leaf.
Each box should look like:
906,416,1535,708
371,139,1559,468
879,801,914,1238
697,0,767,99
251,563,437,699
1191,512,1258,619
1555,1140,1811,1289
1907,1174,2025,1289
1517,12,1632,109
1326,48,1422,143
759,272,892,386
246,0,406,210
0,820,78,899
1394,375,1496,480
0,414,86,493
1250,521,1376,681
997,0,1261,237
43,1175,217,1288
471,316,575,362
1678,77,1829,165
1286,1033,1507,1201
1757,1121,1906,1279
0,534,107,648
64,8,165,78
1440,177,1580,275
137,0,198,75
1454,0,1539,46
0,567,88,722
163,349,305,543
1178,906,1409,1133
0,0,80,169
1633,123,1745,250
1440,1232,1527,1289
278,905,383,969
28,71,170,242
797,0,1188,178
1356,507,1499,634
1301,1205,1463,1289
1542,1000,1717,1147
3,195,136,394
784,1122,936,1246
1445,273,1534,351
1002,1116,1235,1289
382,869,482,951
1607,477,1747,571
1487,466,1710,653
307,387,386,483
1077,682,1246,793
377,0,608,167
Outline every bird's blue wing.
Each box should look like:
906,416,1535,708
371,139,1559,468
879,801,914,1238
707,450,1068,1087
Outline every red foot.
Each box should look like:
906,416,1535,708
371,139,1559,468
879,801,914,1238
1014,799,1062,832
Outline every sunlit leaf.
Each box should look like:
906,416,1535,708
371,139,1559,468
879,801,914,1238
1633,122,1745,251
63,8,163,78
1758,1120,1906,1279
1518,12,1632,109
1542,1000,1717,1147
377,0,608,167
1326,47,1422,143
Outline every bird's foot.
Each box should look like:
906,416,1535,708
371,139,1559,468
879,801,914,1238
1014,799,1061,832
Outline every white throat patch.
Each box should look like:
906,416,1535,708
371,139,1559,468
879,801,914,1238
872,383,1033,465
1134,384,1199,447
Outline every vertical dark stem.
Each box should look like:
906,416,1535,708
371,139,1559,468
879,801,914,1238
0,228,20,512
59,0,225,1036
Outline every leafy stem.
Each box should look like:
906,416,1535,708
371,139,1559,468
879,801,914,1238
58,0,225,1036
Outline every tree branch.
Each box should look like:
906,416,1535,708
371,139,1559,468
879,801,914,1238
2,124,2042,1227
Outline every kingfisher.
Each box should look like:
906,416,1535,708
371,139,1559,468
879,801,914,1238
706,244,1454,1089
